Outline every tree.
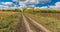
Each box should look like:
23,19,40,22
24,8,33,13
33,8,40,13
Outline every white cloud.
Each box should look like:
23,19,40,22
12,0,19,2
35,2,60,10
0,6,17,10
27,0,38,4
0,4,17,10
0,5,8,8
39,0,51,3
0,0,52,10
0,2,17,10
55,2,60,6
40,2,60,10
1,2,13,6
0,5,9,10
40,6,48,8
13,0,51,3
12,0,51,9
0,2,18,10
49,2,60,9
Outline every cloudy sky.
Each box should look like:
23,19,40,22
0,0,60,9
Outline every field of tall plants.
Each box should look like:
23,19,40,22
0,12,21,32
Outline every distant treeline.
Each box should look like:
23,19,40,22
0,8,60,13
0,9,21,12
23,8,60,13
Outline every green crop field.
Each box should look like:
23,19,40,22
0,12,21,32
25,13,60,32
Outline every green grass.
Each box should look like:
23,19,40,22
25,13,60,32
0,12,21,32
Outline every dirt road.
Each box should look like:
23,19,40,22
25,14,51,32
15,14,51,32
22,14,33,32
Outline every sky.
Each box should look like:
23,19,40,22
0,0,60,10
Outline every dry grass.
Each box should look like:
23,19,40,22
39,13,60,19
25,13,60,32
0,12,21,32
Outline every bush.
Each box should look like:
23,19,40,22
24,8,34,13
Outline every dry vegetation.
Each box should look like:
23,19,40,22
0,12,21,32
25,13,60,32
39,13,60,19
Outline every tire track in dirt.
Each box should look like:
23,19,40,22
15,14,33,32
15,13,27,32
22,14,33,32
24,14,51,32
15,13,51,32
